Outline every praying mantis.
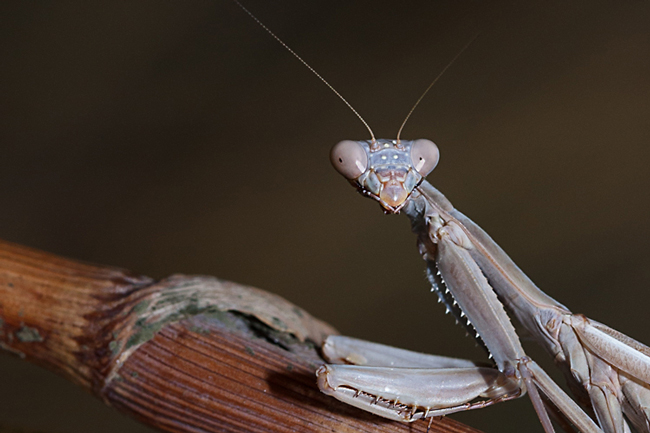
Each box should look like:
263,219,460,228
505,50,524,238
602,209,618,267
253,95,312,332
318,136,650,433
234,2,650,432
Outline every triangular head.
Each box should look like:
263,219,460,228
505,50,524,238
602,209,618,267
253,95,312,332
330,139,439,213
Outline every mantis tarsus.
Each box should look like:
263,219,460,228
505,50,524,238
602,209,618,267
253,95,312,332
235,2,650,432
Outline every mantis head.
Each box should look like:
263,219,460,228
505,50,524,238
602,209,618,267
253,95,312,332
330,139,439,213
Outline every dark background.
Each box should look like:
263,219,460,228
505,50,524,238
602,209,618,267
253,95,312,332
1,1,650,432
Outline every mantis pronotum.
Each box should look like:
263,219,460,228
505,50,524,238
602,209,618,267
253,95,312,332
235,2,650,432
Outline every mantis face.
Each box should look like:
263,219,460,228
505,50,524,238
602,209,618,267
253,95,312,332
330,138,440,213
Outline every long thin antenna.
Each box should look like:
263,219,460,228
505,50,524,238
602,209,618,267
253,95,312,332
233,0,375,142
396,33,479,142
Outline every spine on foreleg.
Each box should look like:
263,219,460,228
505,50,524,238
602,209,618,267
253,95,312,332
425,262,489,354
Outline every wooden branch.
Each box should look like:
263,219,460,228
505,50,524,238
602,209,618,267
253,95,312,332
0,239,481,433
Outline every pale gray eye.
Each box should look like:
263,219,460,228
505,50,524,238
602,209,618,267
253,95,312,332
410,139,439,177
330,140,368,179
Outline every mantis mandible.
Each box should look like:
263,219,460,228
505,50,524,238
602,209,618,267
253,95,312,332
235,2,650,432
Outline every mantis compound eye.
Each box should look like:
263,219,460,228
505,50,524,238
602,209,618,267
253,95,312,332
330,140,368,180
410,139,439,177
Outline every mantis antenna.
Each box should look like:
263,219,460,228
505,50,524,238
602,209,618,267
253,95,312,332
233,0,376,142
396,33,479,142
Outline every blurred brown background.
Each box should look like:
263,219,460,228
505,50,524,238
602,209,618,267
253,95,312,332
1,1,650,432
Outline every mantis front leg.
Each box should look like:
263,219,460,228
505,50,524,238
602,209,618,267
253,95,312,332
318,183,599,432
318,336,521,421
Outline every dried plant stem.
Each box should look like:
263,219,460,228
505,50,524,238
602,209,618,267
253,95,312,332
0,239,481,433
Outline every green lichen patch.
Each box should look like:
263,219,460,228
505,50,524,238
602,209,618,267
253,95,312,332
125,321,165,350
201,309,237,326
271,317,287,331
189,325,211,335
15,326,43,343
244,346,255,356
120,275,337,356
131,300,151,314
126,299,231,351
109,340,122,356
248,317,300,351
